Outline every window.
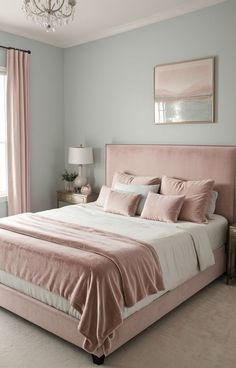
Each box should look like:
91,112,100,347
0,68,7,197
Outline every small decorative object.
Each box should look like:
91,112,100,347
68,145,94,190
22,0,77,32
154,57,215,124
61,169,78,192
81,184,92,195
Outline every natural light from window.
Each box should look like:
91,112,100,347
0,70,7,197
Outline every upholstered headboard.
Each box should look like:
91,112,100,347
106,144,236,224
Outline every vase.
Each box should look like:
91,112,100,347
65,181,74,192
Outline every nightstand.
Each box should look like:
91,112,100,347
226,224,236,284
56,190,98,208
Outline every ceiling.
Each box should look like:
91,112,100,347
0,0,226,48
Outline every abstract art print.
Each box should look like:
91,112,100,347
154,57,215,124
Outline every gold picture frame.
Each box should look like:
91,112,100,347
154,57,215,124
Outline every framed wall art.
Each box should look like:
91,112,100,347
154,57,215,124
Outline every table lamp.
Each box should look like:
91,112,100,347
68,145,94,188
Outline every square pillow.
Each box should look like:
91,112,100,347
180,193,213,223
160,176,214,223
112,172,160,188
141,192,185,223
113,182,160,215
104,191,141,217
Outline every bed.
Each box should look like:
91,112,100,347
0,144,235,365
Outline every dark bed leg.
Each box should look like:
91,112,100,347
91,354,105,365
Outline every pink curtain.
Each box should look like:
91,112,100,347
7,50,30,215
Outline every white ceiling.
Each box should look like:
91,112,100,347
0,0,226,48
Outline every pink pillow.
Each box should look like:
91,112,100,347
160,176,214,223
180,193,213,223
141,192,185,223
96,185,111,207
104,191,141,217
112,172,160,188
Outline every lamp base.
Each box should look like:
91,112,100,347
74,176,87,189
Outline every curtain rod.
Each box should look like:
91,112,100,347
0,45,31,54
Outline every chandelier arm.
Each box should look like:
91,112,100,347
30,0,46,15
51,0,66,14
26,9,45,16
54,8,73,19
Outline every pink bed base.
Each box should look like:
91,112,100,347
0,246,226,358
1,144,235,362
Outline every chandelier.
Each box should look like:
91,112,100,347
22,0,77,32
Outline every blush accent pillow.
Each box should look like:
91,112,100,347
112,172,160,188
113,182,160,215
180,193,214,223
161,176,214,223
96,185,111,207
104,191,141,217
207,191,218,220
141,192,185,223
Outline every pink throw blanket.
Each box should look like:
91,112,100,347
0,213,164,353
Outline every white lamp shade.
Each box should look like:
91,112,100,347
68,147,93,165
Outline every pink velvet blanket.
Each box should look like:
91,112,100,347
0,213,164,353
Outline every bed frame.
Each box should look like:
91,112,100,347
1,144,236,365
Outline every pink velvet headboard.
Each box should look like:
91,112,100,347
106,144,236,224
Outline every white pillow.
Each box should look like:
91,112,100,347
207,191,218,219
96,185,111,207
113,183,160,215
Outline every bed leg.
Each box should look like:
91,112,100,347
91,354,105,365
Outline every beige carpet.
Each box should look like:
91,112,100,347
1,278,236,368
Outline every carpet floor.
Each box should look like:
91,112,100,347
0,277,236,368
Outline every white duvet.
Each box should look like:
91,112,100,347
0,203,227,320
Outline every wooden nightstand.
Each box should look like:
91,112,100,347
56,190,98,208
226,224,236,284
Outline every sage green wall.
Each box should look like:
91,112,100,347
0,31,64,217
64,0,236,189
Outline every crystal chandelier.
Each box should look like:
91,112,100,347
22,0,77,32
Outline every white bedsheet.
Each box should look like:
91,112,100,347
0,204,227,320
